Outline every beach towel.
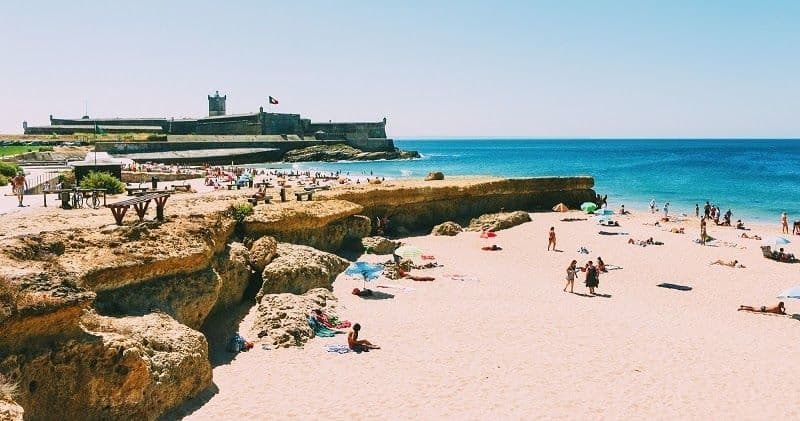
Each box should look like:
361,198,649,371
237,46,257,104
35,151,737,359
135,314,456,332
657,283,692,291
308,316,343,337
325,344,351,354
598,231,629,236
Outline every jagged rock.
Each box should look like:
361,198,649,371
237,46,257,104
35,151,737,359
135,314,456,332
249,288,340,347
361,236,398,254
468,211,532,231
249,236,277,272
5,312,211,421
283,144,420,162
425,171,444,181
210,242,252,311
432,221,462,236
258,244,349,297
0,397,23,421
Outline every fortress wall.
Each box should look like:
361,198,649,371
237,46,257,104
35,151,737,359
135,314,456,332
306,122,386,140
346,137,395,151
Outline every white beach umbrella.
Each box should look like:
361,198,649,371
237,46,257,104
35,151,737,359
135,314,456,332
777,286,800,300
763,236,791,246
394,245,423,261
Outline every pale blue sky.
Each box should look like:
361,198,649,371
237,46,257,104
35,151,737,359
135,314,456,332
1,1,798,137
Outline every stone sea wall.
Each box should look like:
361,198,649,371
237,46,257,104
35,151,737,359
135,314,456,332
0,176,594,419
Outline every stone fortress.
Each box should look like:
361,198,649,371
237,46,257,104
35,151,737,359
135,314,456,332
24,91,388,141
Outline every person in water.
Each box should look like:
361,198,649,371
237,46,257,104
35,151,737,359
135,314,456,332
738,302,786,315
348,323,380,351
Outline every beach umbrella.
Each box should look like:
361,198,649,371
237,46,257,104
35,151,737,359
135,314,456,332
580,202,598,213
595,208,614,216
777,286,800,300
763,236,791,246
552,203,569,212
345,261,383,289
394,245,423,261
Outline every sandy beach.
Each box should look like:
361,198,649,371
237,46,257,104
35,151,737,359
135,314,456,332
178,207,800,420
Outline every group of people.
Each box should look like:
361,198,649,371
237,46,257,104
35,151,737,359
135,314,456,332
563,258,607,295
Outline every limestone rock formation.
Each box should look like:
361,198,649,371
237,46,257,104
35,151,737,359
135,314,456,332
210,242,252,311
249,288,340,347
282,144,420,162
361,236,398,254
468,211,532,231
425,171,445,181
259,244,349,296
5,312,211,421
248,236,278,272
0,397,23,421
432,221,463,236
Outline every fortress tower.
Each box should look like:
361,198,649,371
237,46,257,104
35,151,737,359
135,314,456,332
208,91,226,116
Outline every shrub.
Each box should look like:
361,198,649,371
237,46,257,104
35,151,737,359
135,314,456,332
58,170,76,188
0,175,8,187
39,146,54,152
0,162,21,177
230,202,254,223
79,171,125,194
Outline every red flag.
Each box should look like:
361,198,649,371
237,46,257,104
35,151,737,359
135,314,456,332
269,96,279,105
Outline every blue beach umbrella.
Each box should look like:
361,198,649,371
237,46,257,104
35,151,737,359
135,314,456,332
345,261,383,289
777,286,800,300
763,236,791,247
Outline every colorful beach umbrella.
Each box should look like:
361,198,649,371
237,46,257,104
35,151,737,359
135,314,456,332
552,203,569,212
394,245,423,261
777,286,800,299
580,202,598,213
345,261,383,289
763,236,791,246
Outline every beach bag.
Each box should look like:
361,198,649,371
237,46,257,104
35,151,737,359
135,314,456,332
227,333,246,353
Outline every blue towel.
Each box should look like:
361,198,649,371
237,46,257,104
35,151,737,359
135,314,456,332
325,344,351,354
308,316,342,337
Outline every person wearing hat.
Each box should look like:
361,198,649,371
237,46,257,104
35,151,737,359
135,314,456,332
11,171,27,207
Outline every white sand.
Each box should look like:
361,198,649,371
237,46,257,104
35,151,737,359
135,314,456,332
183,208,800,419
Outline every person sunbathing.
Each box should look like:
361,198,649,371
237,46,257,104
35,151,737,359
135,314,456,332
740,232,761,240
774,248,797,262
670,227,685,234
710,259,745,268
738,302,786,315
312,309,351,329
398,268,435,281
481,244,502,251
348,323,380,351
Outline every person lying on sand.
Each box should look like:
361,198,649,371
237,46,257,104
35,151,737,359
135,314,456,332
738,302,786,315
628,237,663,246
348,323,380,351
481,244,502,251
670,227,685,234
398,268,435,282
740,232,762,240
710,259,745,268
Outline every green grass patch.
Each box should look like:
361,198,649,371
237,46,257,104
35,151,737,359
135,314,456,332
0,145,41,157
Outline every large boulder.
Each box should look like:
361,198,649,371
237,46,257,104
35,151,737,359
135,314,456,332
248,236,277,272
258,244,349,297
249,288,340,347
432,221,462,236
210,242,252,311
5,312,211,421
283,144,420,162
425,171,444,181
468,211,532,231
0,397,23,421
361,236,398,254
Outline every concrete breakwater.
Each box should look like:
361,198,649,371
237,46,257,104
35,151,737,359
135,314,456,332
0,176,594,420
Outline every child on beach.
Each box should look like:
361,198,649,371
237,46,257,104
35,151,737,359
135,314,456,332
563,260,577,293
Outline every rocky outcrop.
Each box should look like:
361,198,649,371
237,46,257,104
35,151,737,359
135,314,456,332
259,244,349,297
282,144,420,162
3,312,211,421
249,288,340,347
248,236,278,272
425,171,444,181
0,397,23,421
210,243,252,312
468,211,532,231
361,236,398,254
432,221,462,236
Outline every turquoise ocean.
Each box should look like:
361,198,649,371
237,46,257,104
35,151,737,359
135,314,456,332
261,139,800,222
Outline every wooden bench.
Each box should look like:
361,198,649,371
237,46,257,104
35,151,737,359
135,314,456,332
107,192,170,225
126,186,148,196
294,191,314,201
248,195,273,206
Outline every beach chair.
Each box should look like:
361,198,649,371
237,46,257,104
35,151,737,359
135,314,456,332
761,246,773,259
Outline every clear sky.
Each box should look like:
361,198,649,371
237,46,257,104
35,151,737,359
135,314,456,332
1,1,798,137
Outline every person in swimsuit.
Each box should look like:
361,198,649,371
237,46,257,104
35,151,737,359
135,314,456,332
547,227,556,251
348,323,380,351
738,302,786,315
563,260,577,293
584,261,599,295
710,259,745,268
596,257,607,273
781,212,789,234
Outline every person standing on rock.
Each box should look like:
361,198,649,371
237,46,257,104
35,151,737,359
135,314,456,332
547,227,557,251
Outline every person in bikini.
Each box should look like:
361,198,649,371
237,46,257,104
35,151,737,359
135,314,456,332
348,323,380,351
710,259,745,268
738,302,786,315
547,227,557,251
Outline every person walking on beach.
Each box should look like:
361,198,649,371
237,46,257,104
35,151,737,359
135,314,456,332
547,227,557,251
663,202,670,218
695,204,700,218
649,199,656,214
11,172,27,207
700,217,707,245
584,261,599,295
563,260,577,293
704,201,711,219
781,212,789,234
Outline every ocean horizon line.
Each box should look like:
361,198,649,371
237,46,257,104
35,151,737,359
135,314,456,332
395,136,800,141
